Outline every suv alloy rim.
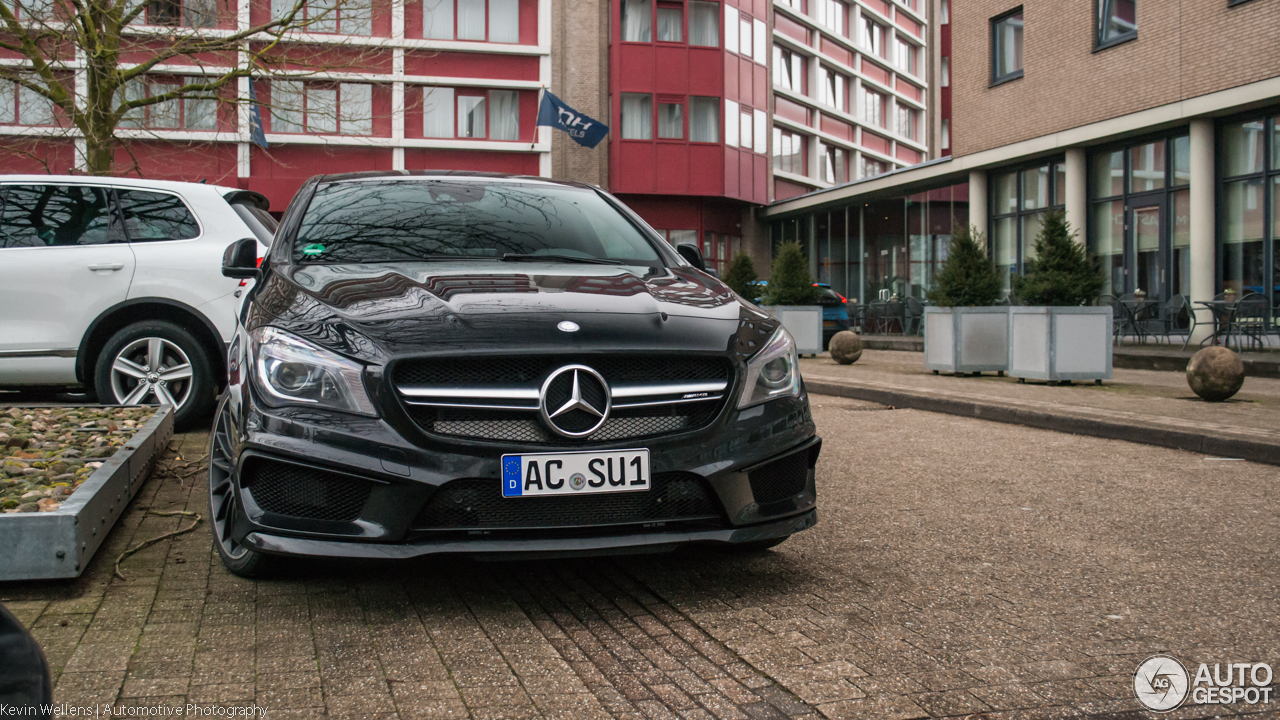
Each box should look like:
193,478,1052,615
110,337,193,409
209,405,247,560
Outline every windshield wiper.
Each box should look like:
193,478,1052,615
501,253,624,265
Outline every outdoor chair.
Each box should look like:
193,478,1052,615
1154,294,1199,350
903,297,925,336
1230,293,1269,351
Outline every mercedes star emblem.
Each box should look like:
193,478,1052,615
538,364,611,438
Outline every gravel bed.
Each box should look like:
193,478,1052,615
1,406,156,514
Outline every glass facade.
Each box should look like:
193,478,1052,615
989,161,1066,294
770,183,968,304
1088,133,1190,303
1220,115,1279,312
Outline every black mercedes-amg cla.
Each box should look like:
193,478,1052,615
211,171,820,576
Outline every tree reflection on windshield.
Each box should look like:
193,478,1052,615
294,180,664,266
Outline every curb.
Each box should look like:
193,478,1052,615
805,379,1280,467
0,406,175,581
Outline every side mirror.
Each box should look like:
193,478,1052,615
675,243,706,272
222,238,261,280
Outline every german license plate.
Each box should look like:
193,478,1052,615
501,449,650,497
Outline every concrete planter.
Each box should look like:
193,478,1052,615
924,306,1010,374
761,306,823,355
1008,306,1114,382
0,406,174,581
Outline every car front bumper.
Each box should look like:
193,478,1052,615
219,383,821,559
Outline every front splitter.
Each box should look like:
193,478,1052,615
242,509,817,561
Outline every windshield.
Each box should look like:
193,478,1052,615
293,179,664,265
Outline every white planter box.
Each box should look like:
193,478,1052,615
761,305,824,355
1008,306,1113,382
924,306,1010,374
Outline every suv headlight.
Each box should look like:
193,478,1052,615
738,327,802,409
250,327,377,416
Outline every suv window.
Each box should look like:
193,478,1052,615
0,185,116,248
117,189,200,242
230,201,277,245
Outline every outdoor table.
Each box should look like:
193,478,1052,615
1194,300,1237,347
1120,299,1161,344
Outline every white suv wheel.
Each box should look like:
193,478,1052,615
109,337,194,409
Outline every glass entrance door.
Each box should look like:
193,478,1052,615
1128,196,1166,302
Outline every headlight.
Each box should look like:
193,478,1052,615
738,327,802,409
251,327,377,416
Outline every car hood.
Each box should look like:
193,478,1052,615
248,262,777,365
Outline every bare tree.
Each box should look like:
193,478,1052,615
0,0,381,175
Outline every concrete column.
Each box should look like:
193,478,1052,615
1189,118,1216,345
968,169,988,249
1064,147,1087,243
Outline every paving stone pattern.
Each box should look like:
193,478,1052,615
3,402,1277,720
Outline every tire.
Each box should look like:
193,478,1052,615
208,397,275,578
93,320,217,432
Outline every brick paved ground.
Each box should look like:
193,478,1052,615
3,398,1278,719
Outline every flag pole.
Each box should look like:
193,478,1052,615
532,85,545,151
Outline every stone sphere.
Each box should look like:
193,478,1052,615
1186,346,1245,402
829,331,863,365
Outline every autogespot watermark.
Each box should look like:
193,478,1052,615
0,704,269,717
1133,654,1274,712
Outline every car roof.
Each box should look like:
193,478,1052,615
310,170,594,191
0,174,239,196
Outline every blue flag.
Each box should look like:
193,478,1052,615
249,80,268,149
536,90,609,149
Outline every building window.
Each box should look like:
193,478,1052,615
1220,116,1279,310
658,99,683,138
991,161,1065,294
1,80,58,126
860,18,884,57
1096,0,1136,48
270,81,372,135
738,14,752,56
272,0,372,35
813,0,844,35
689,1,718,46
620,93,653,139
941,0,949,23
724,98,738,146
818,66,843,109
820,142,847,184
896,104,917,140
1089,134,1191,304
146,0,217,27
422,86,455,137
118,76,218,130
860,155,886,179
422,0,519,41
894,38,917,76
739,110,753,151
860,87,885,128
941,57,950,87
689,96,719,142
774,47,804,92
656,3,682,42
941,119,950,149
991,9,1023,85
773,128,804,174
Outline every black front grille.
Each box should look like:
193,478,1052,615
394,355,730,387
407,403,720,444
242,458,373,523
748,451,810,505
414,472,722,531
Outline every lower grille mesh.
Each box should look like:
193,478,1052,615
242,458,372,523
748,451,810,505
414,473,721,531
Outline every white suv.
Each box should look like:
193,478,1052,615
0,176,275,429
